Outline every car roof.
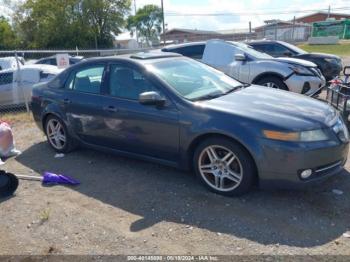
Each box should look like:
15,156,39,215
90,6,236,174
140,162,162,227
80,52,183,66
249,40,284,45
162,41,206,50
37,55,83,60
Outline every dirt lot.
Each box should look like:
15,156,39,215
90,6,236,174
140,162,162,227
0,112,350,257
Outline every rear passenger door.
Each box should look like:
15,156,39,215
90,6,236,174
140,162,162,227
61,64,108,144
99,63,180,161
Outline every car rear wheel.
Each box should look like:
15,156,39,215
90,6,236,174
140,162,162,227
193,137,256,196
45,115,76,153
257,76,288,91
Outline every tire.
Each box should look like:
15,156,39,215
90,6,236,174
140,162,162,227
193,137,256,196
256,76,288,91
44,115,77,153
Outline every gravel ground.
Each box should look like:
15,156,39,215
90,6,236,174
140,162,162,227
0,114,350,257
1,56,349,259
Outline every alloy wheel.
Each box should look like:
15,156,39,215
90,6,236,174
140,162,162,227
198,145,243,192
46,119,66,150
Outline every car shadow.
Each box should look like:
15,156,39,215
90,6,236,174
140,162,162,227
15,142,350,248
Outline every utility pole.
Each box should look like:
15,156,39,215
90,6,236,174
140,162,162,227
292,16,296,41
327,5,331,19
161,0,166,45
134,0,138,44
274,22,278,40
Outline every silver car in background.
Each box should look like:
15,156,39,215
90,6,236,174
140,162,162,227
0,64,62,108
202,40,326,95
163,40,326,95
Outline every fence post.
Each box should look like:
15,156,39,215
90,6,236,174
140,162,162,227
14,51,29,113
274,23,278,40
343,24,347,39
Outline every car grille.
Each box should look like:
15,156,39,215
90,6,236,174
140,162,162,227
314,160,343,177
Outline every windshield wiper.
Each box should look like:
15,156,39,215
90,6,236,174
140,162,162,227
192,92,225,101
223,83,250,95
192,84,250,102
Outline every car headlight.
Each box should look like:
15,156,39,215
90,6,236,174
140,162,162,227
289,64,314,76
263,129,329,142
324,58,336,63
333,117,349,143
324,58,341,65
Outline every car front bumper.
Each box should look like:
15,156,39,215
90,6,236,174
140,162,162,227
284,74,326,95
257,138,349,189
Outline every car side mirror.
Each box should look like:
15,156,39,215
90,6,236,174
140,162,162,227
344,66,350,77
139,91,166,107
235,54,246,61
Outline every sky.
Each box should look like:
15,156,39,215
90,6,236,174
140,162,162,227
135,0,350,31
2,0,350,34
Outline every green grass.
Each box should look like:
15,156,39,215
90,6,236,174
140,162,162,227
298,42,350,57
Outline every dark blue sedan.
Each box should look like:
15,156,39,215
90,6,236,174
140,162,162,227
31,52,349,196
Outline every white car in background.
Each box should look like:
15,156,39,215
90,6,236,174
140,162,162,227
0,57,25,71
0,64,63,108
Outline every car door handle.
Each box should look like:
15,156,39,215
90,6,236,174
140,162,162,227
103,106,118,113
62,98,72,104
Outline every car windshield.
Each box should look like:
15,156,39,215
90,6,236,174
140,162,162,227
279,41,308,55
147,58,243,101
233,42,273,59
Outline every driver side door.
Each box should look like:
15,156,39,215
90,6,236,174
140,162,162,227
229,47,251,83
99,63,180,162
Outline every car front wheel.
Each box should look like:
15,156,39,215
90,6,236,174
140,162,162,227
257,76,288,91
193,138,256,196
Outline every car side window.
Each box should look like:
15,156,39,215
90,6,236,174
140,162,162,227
272,44,289,56
183,45,205,59
40,59,51,65
0,72,13,85
109,65,158,100
253,44,268,53
66,65,105,94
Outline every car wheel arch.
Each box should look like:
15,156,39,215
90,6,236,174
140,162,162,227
187,133,259,182
252,72,288,88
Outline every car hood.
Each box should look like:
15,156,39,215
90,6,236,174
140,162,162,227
296,53,341,60
201,85,337,131
274,57,317,67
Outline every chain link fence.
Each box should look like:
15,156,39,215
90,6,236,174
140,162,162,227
312,20,350,39
0,48,154,116
164,24,313,44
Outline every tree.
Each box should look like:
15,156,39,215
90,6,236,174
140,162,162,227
127,4,163,46
14,0,131,49
0,16,18,49
81,0,130,48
